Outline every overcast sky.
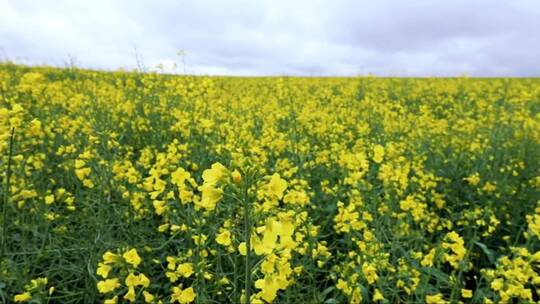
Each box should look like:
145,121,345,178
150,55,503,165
1,0,539,76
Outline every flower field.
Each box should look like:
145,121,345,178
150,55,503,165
1,63,539,303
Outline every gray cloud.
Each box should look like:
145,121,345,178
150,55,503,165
0,0,539,76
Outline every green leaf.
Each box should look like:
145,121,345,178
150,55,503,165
424,267,450,285
321,286,335,298
475,241,496,265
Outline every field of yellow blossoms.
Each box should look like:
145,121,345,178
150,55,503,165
0,62,539,303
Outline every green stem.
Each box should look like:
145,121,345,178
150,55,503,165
243,179,251,304
0,128,15,264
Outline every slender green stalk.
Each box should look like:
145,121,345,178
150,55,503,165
0,128,15,264
243,178,251,304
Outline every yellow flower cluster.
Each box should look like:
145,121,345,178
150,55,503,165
442,231,468,269
13,277,52,303
482,248,540,302
96,248,155,303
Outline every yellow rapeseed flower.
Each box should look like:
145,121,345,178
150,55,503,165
123,248,142,268
97,278,121,293
265,174,288,200
13,292,32,302
171,286,196,304
216,229,232,246
372,144,385,163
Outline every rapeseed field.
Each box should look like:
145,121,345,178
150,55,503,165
1,63,539,303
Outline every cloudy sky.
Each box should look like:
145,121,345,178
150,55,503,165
0,0,539,76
